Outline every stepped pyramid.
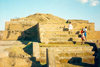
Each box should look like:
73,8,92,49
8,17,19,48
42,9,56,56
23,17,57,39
0,13,99,67
39,19,95,43
0,13,99,42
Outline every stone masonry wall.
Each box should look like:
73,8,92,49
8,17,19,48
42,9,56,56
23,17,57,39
39,21,95,43
0,31,3,40
3,21,38,40
39,46,94,66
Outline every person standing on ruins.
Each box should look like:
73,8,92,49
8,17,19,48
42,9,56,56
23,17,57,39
68,22,73,34
83,26,87,41
81,28,85,45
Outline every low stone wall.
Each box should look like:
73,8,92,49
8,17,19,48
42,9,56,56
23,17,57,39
39,21,95,43
39,45,94,67
87,31,100,42
3,22,39,41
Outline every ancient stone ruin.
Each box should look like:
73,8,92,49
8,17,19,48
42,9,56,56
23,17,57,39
0,13,100,67
0,13,100,42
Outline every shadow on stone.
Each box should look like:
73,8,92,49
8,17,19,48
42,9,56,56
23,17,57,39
68,57,94,67
68,38,73,41
85,42,97,52
18,23,40,45
23,43,47,67
75,31,80,35
23,43,33,56
63,27,69,31
78,34,81,38
30,57,41,67
84,42,99,67
72,41,76,44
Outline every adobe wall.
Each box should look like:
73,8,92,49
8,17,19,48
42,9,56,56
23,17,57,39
0,31,3,40
68,20,95,31
87,31,100,41
3,21,39,41
39,20,95,43
39,46,94,65
0,19,99,42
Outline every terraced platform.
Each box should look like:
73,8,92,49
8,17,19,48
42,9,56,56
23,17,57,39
39,43,95,67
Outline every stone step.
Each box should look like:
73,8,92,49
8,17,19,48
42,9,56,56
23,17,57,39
39,24,66,27
40,23,66,24
43,31,80,34
0,41,23,46
47,40,81,43
56,51,94,54
43,34,78,37
43,37,80,39
40,29,64,31
56,63,93,67
73,39,82,42
44,41,82,44
52,46,93,52
39,46,93,52
46,38,81,42
58,56,95,64
40,41,75,44
56,52,94,57
40,27,81,30
40,29,80,32
40,42,92,47
40,28,63,30
43,32,69,35
40,26,81,29
40,24,86,30
43,38,80,42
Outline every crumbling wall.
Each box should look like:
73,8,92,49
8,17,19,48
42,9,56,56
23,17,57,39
2,13,99,42
0,31,3,40
4,21,39,41
87,31,100,41
39,20,95,43
68,20,95,31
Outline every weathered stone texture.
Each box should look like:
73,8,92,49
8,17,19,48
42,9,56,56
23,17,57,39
48,48,56,67
0,31,4,40
0,58,32,67
0,13,99,42
33,42,40,61
39,46,95,67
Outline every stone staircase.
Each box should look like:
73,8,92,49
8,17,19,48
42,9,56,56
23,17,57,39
39,23,81,43
39,44,95,67
54,46,95,67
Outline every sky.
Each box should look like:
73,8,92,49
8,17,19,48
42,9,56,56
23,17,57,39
0,0,100,31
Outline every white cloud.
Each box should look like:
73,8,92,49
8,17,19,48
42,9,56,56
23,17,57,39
78,0,99,6
90,0,99,6
81,0,88,3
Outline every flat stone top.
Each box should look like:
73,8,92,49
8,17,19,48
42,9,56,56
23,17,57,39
68,20,89,23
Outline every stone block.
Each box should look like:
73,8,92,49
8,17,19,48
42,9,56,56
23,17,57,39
47,48,56,67
33,42,40,61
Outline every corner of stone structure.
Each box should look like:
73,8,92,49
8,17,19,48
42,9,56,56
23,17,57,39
32,42,40,61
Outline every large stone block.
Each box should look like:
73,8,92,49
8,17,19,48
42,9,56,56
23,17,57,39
33,42,40,61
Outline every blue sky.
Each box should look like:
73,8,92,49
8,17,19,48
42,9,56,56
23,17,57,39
0,0,100,31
